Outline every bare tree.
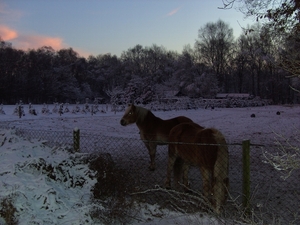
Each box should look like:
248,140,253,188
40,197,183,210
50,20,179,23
221,0,300,89
195,19,234,92
220,0,299,29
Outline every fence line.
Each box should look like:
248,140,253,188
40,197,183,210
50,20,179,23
1,126,299,224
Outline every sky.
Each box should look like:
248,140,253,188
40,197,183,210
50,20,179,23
0,0,255,58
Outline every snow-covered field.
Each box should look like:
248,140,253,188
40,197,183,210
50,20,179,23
1,103,299,145
0,104,299,224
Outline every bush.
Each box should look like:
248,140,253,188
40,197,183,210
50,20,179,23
89,153,138,224
0,196,18,225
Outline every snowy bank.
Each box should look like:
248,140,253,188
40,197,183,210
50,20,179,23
0,129,97,225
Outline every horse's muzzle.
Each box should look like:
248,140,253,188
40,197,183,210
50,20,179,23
120,119,127,126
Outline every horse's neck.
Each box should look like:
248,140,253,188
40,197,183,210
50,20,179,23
135,107,160,128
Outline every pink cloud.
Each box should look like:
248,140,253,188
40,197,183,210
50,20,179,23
166,7,181,16
0,24,92,57
0,25,18,40
16,34,64,50
0,24,64,50
17,35,92,57
17,34,93,57
73,48,93,58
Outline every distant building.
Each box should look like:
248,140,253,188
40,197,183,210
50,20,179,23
159,90,188,103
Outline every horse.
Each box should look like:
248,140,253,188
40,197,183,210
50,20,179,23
120,103,193,170
165,122,229,214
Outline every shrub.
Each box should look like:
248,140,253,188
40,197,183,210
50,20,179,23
0,196,18,225
89,153,138,224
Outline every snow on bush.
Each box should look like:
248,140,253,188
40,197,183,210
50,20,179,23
0,129,97,225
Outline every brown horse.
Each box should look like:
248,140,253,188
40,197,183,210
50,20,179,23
165,122,229,214
120,104,193,170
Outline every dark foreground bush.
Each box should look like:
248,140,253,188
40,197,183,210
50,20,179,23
89,153,138,224
0,196,18,225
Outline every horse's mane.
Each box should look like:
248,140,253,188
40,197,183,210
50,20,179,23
135,105,151,123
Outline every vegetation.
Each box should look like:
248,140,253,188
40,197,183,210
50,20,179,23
1,15,299,105
89,154,137,224
222,0,300,92
0,196,18,225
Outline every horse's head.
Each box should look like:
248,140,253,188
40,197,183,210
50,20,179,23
120,104,137,126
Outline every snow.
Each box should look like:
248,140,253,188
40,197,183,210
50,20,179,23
0,103,299,224
0,129,96,225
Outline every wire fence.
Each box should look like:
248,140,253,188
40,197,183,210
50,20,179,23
5,127,300,224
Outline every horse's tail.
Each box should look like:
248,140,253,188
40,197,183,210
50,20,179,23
214,130,229,179
213,129,229,213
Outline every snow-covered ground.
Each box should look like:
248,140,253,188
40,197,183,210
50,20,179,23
0,103,299,224
1,103,299,144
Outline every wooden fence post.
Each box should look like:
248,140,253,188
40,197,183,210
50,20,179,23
242,139,251,214
18,105,22,118
73,128,80,152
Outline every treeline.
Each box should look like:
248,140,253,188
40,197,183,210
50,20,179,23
0,20,298,105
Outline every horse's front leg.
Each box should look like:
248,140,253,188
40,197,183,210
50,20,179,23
144,142,157,171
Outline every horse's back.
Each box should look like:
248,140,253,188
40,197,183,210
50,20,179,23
173,116,193,124
169,122,202,142
141,113,193,142
160,116,193,136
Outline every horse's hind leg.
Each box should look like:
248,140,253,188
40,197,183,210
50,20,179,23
182,162,191,191
165,145,177,189
200,167,212,200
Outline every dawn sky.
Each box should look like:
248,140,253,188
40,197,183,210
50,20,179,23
0,0,254,58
